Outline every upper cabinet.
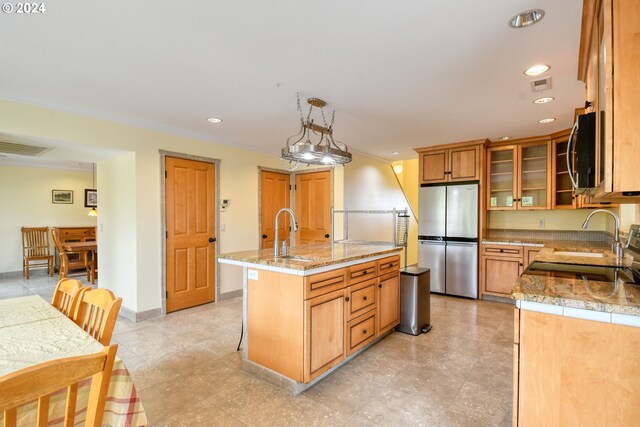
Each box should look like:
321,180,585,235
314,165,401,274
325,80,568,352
417,140,486,184
578,0,640,200
487,139,550,211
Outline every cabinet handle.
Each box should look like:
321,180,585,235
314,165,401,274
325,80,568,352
345,297,350,302
362,270,368,275
363,296,368,301
378,284,382,288
519,263,523,267
362,329,368,334
499,249,504,253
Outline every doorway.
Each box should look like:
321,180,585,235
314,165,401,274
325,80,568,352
259,168,332,248
165,156,217,313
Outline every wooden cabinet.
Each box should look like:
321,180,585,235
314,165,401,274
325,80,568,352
52,227,96,271
305,289,346,382
417,140,486,184
480,244,524,298
514,308,640,426
487,140,551,211
523,246,541,267
377,271,400,335
247,252,401,384
579,0,640,201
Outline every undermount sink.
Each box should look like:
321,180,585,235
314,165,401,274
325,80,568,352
553,251,605,258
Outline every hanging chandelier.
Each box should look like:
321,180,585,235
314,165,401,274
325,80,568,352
280,94,352,167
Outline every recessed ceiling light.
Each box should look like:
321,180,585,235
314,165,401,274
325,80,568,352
508,9,545,29
533,97,555,104
207,117,223,123
497,136,512,141
524,65,550,76
538,118,556,124
390,151,400,155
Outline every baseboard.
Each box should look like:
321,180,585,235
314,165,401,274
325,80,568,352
482,294,515,305
219,289,242,301
119,306,162,322
0,270,23,279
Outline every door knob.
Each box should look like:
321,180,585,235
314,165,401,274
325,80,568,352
262,234,267,239
209,237,217,243
324,234,330,238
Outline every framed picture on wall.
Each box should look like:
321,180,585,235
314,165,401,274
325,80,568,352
52,190,73,204
84,189,97,208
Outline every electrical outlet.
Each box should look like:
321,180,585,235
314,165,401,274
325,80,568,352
538,219,545,228
248,269,258,280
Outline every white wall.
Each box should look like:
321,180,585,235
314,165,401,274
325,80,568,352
0,164,97,273
98,154,138,311
343,154,417,266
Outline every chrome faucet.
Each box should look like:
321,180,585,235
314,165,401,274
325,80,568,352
274,208,299,257
581,209,623,261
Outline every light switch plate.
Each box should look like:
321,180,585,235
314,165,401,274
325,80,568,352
248,269,258,280
538,219,545,228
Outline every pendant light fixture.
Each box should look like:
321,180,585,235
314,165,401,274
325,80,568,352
280,94,352,169
88,163,97,217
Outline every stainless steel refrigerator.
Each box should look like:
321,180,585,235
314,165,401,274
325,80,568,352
418,183,478,298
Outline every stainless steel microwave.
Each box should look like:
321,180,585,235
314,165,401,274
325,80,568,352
567,112,596,193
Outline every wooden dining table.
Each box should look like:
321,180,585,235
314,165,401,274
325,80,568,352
60,241,97,284
0,295,148,426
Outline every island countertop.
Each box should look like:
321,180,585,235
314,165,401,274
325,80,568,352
217,242,402,274
512,246,640,317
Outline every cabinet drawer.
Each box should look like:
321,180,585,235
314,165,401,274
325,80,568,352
377,255,400,275
346,278,377,321
304,268,347,299
482,245,523,257
346,310,376,355
348,261,377,285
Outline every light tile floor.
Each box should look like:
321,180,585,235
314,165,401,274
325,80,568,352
2,271,515,427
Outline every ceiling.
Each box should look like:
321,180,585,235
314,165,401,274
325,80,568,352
0,0,585,163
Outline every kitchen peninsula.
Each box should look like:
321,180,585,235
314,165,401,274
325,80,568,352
218,242,402,394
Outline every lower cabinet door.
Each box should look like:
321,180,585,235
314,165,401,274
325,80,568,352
377,272,400,335
482,256,523,296
346,310,377,355
304,289,346,382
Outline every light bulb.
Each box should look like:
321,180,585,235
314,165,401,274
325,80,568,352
321,155,334,164
302,152,315,160
88,208,97,217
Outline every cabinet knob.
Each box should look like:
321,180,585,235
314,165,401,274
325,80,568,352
499,249,504,253
363,296,368,301
345,296,350,302
362,329,367,334
363,270,368,275
378,284,382,288
519,263,523,267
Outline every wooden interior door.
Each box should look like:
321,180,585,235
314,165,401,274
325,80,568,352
295,170,332,245
260,170,291,249
165,157,216,313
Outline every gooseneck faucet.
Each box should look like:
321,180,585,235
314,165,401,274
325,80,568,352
274,208,299,257
581,209,623,261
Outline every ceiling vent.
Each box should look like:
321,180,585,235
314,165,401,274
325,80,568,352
530,77,552,92
0,141,52,156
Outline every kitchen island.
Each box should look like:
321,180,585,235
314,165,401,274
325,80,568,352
511,247,640,427
218,242,402,394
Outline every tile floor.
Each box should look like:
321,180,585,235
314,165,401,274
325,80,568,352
1,271,515,427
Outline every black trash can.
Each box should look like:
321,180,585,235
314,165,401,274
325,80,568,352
396,265,432,335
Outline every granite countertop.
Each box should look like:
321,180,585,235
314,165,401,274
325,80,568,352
217,242,401,271
511,245,640,316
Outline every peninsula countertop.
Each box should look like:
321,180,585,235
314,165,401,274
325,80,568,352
512,245,640,317
217,242,402,274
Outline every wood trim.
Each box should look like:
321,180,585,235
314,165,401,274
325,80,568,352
414,138,488,153
578,0,599,81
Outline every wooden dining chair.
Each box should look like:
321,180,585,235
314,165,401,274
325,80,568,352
21,227,54,279
75,289,122,346
51,279,87,319
0,344,117,427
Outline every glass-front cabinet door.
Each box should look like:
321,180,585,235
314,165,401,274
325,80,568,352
518,142,551,210
552,137,577,209
487,146,516,210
